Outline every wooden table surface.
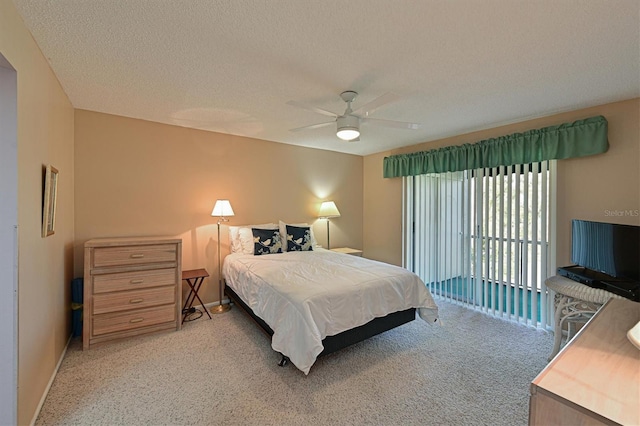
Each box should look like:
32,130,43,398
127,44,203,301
181,268,209,281
531,297,640,425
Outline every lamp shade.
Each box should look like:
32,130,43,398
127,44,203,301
211,199,235,217
318,201,341,218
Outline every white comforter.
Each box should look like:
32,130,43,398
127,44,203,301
222,249,438,374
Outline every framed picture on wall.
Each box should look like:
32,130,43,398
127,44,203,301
42,165,59,237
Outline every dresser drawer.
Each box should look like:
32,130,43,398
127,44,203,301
93,305,176,336
93,268,177,294
93,286,175,315
92,244,177,268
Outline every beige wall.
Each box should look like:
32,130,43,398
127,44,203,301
74,110,363,304
363,98,640,268
0,2,75,424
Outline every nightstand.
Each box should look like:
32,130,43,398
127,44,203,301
330,247,363,256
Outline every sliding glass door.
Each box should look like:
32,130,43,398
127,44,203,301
403,161,556,328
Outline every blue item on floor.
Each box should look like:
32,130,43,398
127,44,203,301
71,278,83,337
71,277,83,304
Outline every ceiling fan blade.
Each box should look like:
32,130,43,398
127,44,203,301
287,100,338,118
289,121,334,132
361,117,421,130
351,92,401,117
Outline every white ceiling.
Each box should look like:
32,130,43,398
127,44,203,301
12,0,640,156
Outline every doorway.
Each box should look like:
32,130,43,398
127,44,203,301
0,53,18,425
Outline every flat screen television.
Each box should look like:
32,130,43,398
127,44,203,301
571,219,640,282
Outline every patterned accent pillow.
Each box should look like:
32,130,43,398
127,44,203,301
252,228,282,255
286,225,313,252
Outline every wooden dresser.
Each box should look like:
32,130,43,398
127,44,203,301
529,297,640,425
83,237,182,350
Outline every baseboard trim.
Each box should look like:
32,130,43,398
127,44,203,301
195,298,232,311
29,334,72,426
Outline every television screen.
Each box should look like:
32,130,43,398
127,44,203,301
571,219,640,281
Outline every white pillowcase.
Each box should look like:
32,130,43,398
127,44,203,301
229,223,278,254
279,220,318,251
228,226,242,253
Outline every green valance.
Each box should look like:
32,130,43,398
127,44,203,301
383,115,608,178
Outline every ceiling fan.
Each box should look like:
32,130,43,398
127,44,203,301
287,91,421,142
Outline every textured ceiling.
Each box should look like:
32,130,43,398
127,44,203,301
12,0,640,156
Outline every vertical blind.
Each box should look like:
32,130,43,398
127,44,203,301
403,161,556,328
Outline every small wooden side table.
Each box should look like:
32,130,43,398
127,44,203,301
330,247,363,257
545,275,623,360
181,268,212,323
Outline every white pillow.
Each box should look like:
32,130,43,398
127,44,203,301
228,226,242,253
279,220,318,251
229,223,278,254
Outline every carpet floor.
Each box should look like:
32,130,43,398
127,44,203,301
36,300,553,425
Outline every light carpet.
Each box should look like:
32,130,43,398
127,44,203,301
36,300,553,425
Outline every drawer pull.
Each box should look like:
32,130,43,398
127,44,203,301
130,279,144,284
129,318,144,324
129,298,144,304
130,254,145,259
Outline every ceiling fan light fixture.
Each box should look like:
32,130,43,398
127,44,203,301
336,115,360,141
336,128,360,141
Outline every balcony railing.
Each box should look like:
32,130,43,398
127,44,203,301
471,234,547,291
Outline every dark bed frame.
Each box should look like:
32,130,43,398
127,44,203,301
225,284,416,367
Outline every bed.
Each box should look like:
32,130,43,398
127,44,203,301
222,222,439,375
